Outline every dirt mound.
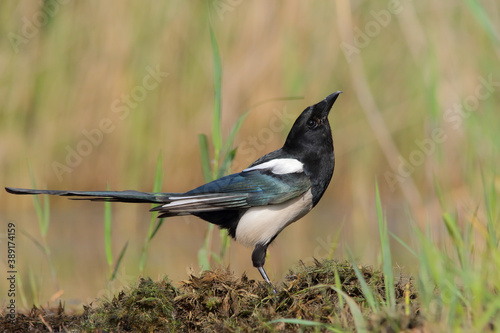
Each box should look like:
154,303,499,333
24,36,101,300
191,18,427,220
1,260,422,332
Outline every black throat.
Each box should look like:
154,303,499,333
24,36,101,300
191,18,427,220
283,127,335,207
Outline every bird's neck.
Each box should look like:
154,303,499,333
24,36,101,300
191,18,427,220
284,141,334,206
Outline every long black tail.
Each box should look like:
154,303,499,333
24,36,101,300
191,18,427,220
5,187,173,204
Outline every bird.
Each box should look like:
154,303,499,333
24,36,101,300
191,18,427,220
5,91,341,291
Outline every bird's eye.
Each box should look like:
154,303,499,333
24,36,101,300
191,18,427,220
306,119,317,129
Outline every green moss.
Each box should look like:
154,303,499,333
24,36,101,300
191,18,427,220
79,276,180,332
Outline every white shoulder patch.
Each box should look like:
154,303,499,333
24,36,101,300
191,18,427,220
243,158,303,175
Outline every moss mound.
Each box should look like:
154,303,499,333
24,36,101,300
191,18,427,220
1,260,422,332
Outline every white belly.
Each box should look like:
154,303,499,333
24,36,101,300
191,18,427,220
235,189,313,247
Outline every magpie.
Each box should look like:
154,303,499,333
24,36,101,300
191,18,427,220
5,91,341,289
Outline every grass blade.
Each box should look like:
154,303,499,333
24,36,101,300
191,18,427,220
248,96,304,109
268,318,340,332
16,274,28,309
481,170,498,248
198,134,212,182
29,269,39,306
28,164,50,237
111,241,129,281
197,23,227,270
390,232,417,257
442,212,465,267
209,22,222,155
218,110,250,177
148,152,164,238
375,181,396,309
198,224,215,270
217,229,230,264
27,164,58,290
330,286,368,333
333,266,344,309
104,199,113,267
347,249,378,311
327,222,343,260
152,152,163,193
42,192,50,236
20,229,46,254
149,218,166,241
140,153,163,273
218,147,237,179
462,0,500,45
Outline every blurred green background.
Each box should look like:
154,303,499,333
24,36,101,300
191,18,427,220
1,1,499,309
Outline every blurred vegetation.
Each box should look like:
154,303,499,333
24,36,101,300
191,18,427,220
1,1,499,326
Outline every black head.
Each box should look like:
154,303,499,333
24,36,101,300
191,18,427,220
283,91,341,154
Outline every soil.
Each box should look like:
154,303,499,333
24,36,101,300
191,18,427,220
1,259,423,332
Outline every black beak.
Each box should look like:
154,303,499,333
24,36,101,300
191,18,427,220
321,91,342,117
312,91,342,118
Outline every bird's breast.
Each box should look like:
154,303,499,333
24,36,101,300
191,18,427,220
235,189,313,247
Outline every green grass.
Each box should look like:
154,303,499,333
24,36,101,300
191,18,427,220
20,165,59,304
375,181,396,310
138,153,165,274
396,175,500,330
197,22,234,270
102,197,129,282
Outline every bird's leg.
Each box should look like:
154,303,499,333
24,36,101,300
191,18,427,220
252,243,277,294
257,266,272,284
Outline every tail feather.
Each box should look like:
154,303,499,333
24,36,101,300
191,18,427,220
6,187,251,216
5,187,172,204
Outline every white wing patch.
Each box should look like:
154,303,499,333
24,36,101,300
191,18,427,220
159,193,247,212
235,189,313,247
243,158,303,175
